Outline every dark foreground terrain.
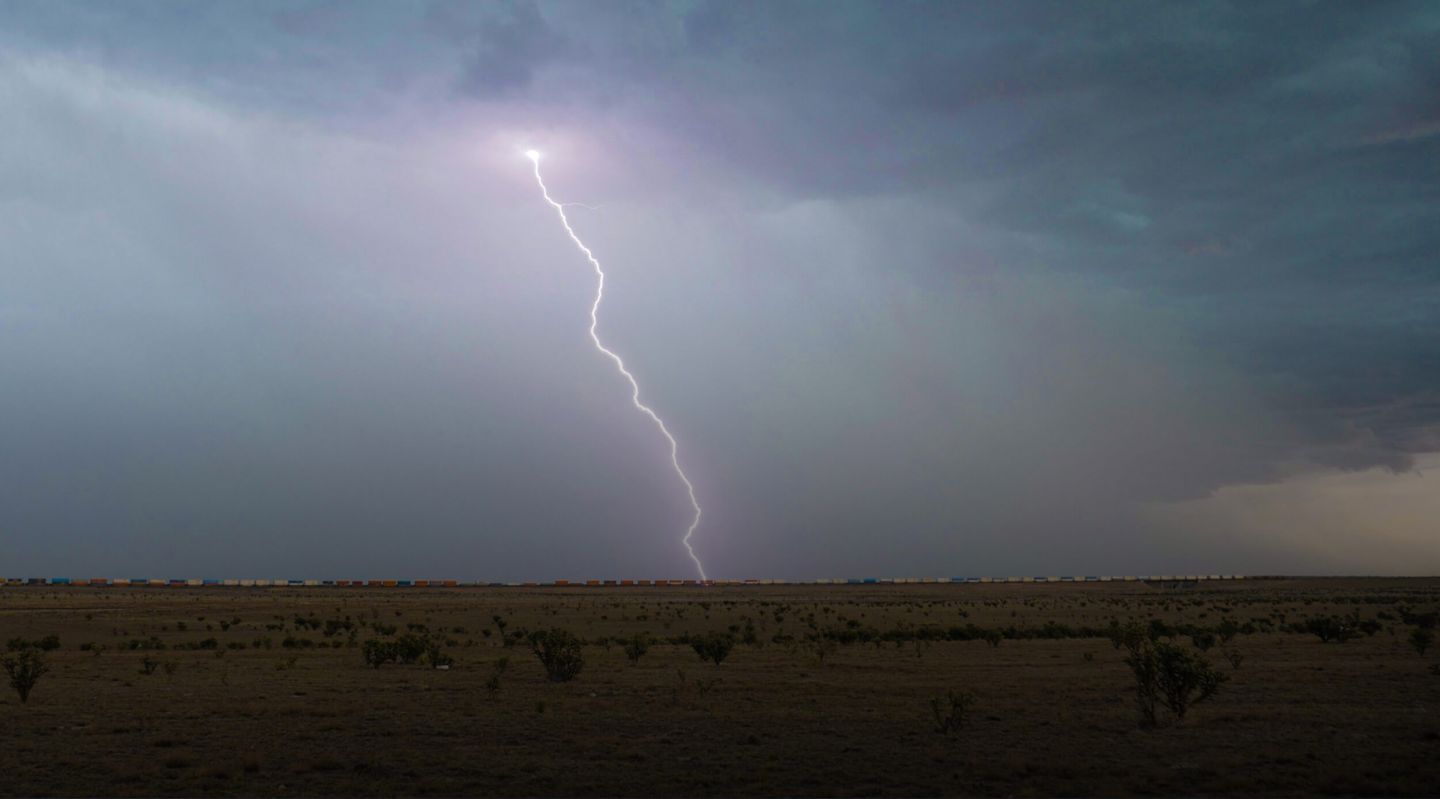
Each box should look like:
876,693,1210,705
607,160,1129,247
2,578,1439,796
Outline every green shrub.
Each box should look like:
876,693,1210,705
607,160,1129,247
741,620,759,646
423,639,453,669
393,634,428,664
623,634,651,665
2,648,49,704
1303,616,1358,643
6,635,61,652
1410,627,1433,657
690,632,735,666
529,629,584,682
1125,638,1227,726
929,689,975,736
1108,620,1148,651
1216,618,1241,644
806,636,838,665
362,639,398,669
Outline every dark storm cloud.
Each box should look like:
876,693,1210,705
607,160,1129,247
1,1,1437,576
443,1,573,98
449,0,1440,472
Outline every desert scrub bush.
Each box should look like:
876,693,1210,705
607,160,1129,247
140,656,161,675
6,635,61,652
1108,620,1149,651
1302,616,1359,643
392,634,429,664
362,639,398,669
529,628,584,682
1223,649,1244,670
1410,627,1434,657
2,647,49,704
485,657,509,696
1124,638,1227,727
624,633,651,665
690,632,735,666
741,620,760,646
805,635,838,665
1216,618,1241,644
423,639,454,669
929,689,975,736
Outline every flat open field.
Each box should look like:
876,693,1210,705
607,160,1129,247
2,578,1439,796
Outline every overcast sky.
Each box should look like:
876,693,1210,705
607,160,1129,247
2,1,1437,579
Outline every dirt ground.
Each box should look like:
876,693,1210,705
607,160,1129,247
1,577,1438,796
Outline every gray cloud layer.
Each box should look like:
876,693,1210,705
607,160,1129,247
1,2,1437,577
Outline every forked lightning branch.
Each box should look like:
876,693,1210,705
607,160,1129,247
524,150,707,580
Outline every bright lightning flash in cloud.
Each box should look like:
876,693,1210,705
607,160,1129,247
524,149,708,581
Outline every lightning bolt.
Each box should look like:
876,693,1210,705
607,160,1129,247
525,150,707,581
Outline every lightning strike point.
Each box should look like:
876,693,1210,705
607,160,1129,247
524,154,709,582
